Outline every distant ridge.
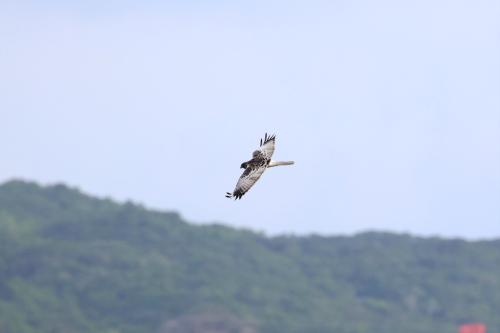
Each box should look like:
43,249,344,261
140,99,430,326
0,180,499,333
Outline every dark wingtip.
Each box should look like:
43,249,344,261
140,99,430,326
261,132,276,145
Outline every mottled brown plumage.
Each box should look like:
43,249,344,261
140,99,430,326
226,133,294,200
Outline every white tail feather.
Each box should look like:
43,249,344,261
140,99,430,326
268,160,295,167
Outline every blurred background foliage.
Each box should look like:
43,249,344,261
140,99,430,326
0,180,499,333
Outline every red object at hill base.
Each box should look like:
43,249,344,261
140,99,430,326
459,323,486,333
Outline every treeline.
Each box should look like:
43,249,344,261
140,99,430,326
0,180,499,333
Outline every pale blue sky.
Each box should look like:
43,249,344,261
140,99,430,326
1,0,499,238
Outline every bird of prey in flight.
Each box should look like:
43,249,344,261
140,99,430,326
226,133,295,200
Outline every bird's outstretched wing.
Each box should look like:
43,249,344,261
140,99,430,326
225,164,267,200
257,133,276,160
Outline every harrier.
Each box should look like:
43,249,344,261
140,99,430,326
226,133,295,200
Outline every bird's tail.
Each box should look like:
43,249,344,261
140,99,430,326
268,160,295,167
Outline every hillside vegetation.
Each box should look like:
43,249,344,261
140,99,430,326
0,180,499,333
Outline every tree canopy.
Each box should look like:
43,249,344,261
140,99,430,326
0,180,498,333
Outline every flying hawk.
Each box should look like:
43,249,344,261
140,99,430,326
226,133,295,200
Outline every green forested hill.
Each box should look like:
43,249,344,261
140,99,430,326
0,180,499,333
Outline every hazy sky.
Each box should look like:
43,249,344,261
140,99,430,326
1,0,499,238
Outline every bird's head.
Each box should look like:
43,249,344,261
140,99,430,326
240,162,248,169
